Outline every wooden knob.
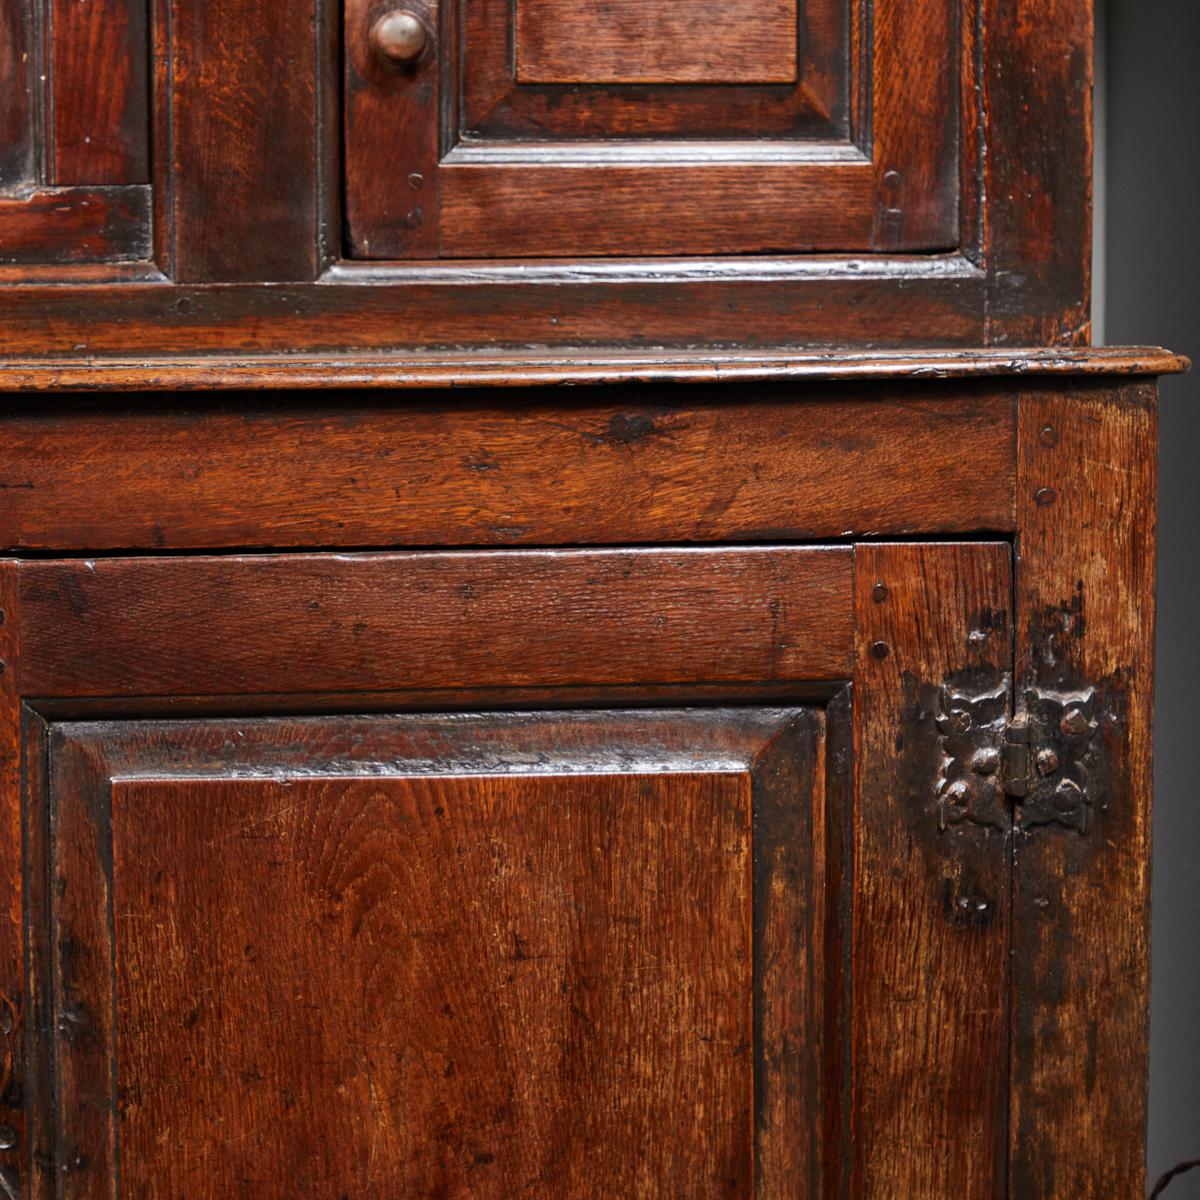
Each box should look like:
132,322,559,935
371,10,429,64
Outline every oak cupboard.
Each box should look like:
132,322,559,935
0,0,1185,1196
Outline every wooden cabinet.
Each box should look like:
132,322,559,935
0,0,1182,1196
0,354,1186,1199
0,0,1093,346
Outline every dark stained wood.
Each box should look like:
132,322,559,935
853,542,1012,1198
43,708,832,1198
514,0,798,83
0,346,1183,391
166,0,319,282
0,186,151,263
869,0,958,249
0,564,22,1198
0,268,988,353
460,0,843,144
348,0,958,260
1010,384,1158,1198
344,0,441,259
18,548,854,698
0,0,1100,344
983,0,1093,344
48,0,149,184
0,0,35,188
438,161,877,259
0,389,1017,550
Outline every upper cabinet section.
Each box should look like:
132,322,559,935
0,0,1095,352
344,0,959,259
0,0,151,265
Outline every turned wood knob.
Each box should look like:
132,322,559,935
371,10,429,64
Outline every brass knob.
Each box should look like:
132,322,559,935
371,10,429,64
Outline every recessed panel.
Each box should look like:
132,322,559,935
45,708,838,1197
112,771,752,1198
515,0,799,84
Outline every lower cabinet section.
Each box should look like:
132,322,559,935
0,364,1162,1200
44,709,839,1198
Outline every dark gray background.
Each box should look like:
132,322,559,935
1102,0,1200,1192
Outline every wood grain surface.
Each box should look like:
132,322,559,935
0,187,151,263
853,542,1013,1199
0,347,1182,392
18,548,854,698
515,0,798,83
1010,383,1158,1198
48,0,149,184
41,708,830,1198
0,389,1016,550
0,564,22,1199
166,0,320,281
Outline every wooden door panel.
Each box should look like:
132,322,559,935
5,541,1021,1197
45,708,835,1199
344,0,959,258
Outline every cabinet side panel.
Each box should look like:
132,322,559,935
1011,384,1157,1199
982,0,1093,344
853,542,1012,1200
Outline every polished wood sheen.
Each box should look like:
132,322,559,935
42,707,834,1198
0,368,1177,1200
0,0,1098,346
515,0,798,83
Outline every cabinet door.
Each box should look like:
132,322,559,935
0,0,150,265
344,0,959,258
5,544,1014,1198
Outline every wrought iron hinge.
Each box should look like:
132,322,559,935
936,682,1105,834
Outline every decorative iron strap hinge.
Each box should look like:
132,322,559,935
935,681,1106,834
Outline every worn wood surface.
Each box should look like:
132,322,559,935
0,0,35,189
166,0,319,281
0,269,988,352
461,0,842,143
43,708,829,1198
1010,384,1158,1198
853,542,1013,1199
19,548,854,698
437,161,878,259
983,0,1093,344
0,564,22,1199
869,0,957,249
515,0,797,83
343,0,441,260
0,347,1182,391
0,389,1016,550
48,0,149,185
349,0,956,259
1,0,1094,342
0,187,151,263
